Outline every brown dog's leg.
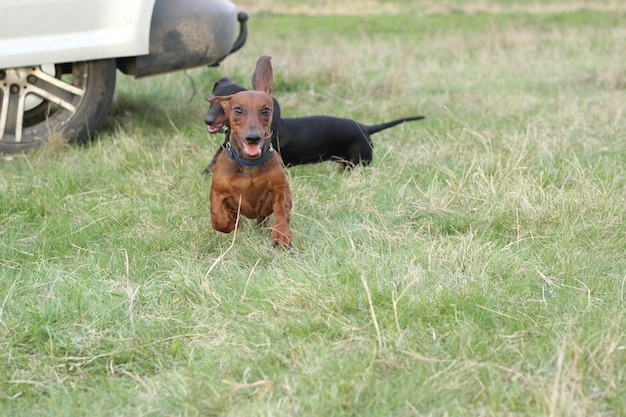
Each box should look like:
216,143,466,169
269,185,293,248
210,191,238,233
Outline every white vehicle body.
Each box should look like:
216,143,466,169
0,0,248,153
0,0,155,69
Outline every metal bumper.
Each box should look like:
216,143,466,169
119,0,248,78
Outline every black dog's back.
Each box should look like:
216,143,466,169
275,115,424,167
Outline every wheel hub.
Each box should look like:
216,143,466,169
4,67,29,85
2,66,55,111
1,59,114,152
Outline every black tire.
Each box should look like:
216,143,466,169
0,59,117,154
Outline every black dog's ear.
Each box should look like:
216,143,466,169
204,93,213,102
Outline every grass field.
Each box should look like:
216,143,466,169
1,1,625,416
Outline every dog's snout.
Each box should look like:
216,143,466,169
205,103,225,125
245,130,262,144
204,113,216,125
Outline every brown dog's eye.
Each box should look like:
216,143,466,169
233,107,243,115
261,107,271,116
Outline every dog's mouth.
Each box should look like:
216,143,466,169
241,140,263,158
206,123,224,134
236,134,267,159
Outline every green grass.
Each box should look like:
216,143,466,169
2,1,626,416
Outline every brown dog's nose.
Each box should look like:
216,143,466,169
245,130,262,144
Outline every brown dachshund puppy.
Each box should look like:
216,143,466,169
207,56,293,248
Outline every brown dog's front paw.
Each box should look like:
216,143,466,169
271,238,292,249
270,229,292,249
211,216,237,234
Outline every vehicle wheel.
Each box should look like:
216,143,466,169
0,59,116,154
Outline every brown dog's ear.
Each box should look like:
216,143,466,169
207,95,232,114
251,55,273,95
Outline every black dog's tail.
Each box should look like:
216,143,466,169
364,116,425,135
